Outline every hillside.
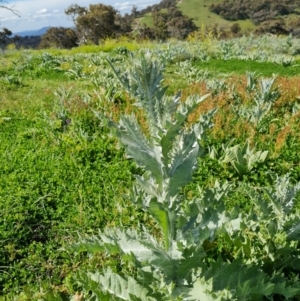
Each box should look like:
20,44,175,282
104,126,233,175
140,0,299,31
139,0,256,32
178,0,256,30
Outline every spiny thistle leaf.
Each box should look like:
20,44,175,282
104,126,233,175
270,174,300,214
187,275,231,301
272,281,300,299
160,94,211,170
108,53,167,133
221,140,268,175
75,227,182,280
168,132,199,197
203,258,276,300
116,115,163,185
73,270,111,301
88,269,153,301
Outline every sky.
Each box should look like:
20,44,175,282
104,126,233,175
0,0,160,33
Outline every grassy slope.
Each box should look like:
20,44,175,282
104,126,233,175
139,14,154,27
140,0,257,31
178,0,228,27
140,0,298,32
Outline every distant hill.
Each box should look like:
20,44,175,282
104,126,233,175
139,0,300,33
139,0,256,32
13,27,50,37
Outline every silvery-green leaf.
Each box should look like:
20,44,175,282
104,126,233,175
168,132,199,196
89,269,153,301
116,115,163,184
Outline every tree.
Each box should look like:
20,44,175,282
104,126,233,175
288,17,300,37
65,3,125,44
131,5,139,18
230,22,241,35
65,4,87,24
0,27,12,48
166,7,198,39
152,8,169,40
11,34,20,48
210,0,300,25
135,23,155,40
0,0,21,48
152,5,197,40
115,13,133,37
255,18,289,35
39,27,77,49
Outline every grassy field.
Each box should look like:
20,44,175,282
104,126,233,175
138,13,154,28
1,35,300,300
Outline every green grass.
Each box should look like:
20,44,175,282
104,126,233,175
179,0,224,26
195,58,300,77
178,0,256,31
139,13,154,27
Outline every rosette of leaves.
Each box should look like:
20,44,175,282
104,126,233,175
239,75,280,129
221,139,269,176
69,53,300,301
244,174,300,252
224,175,300,298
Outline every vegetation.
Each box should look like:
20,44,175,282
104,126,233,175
64,3,132,45
176,0,241,29
208,0,300,36
0,34,300,300
209,0,300,24
140,0,300,36
38,27,77,49
0,27,13,49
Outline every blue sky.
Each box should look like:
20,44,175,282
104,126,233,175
1,0,160,33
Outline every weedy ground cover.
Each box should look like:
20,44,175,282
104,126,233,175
0,35,300,300
67,52,300,300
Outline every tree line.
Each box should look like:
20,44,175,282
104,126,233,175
0,0,195,49
209,0,300,36
210,0,300,25
37,1,197,49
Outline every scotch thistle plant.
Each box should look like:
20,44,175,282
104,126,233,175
209,139,269,176
241,75,280,128
70,53,300,300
